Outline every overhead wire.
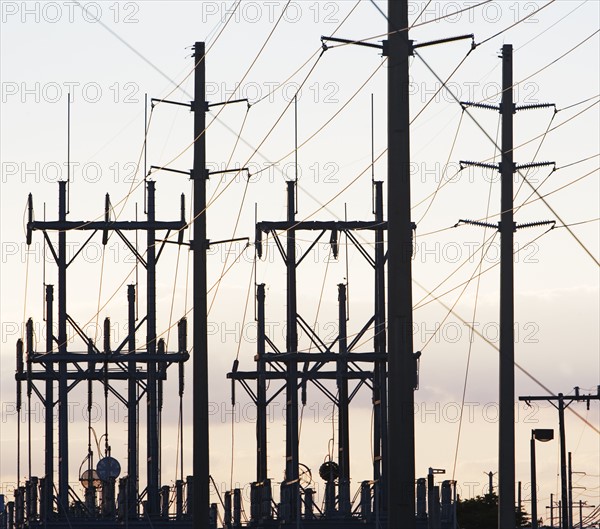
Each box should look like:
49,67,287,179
415,111,465,225
61,0,311,334
356,0,493,38
451,113,500,482
413,235,600,436
67,0,243,225
515,0,589,52
475,0,557,47
469,30,600,107
415,50,600,266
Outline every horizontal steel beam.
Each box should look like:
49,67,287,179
16,371,167,381
519,395,599,402
28,352,189,363
30,220,186,232
257,220,387,231
257,352,386,362
228,370,374,381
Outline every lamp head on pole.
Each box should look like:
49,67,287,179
532,429,554,442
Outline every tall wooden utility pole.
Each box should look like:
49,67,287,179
498,44,516,529
387,1,416,527
460,44,555,529
520,388,600,529
192,41,209,529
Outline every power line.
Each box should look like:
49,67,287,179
415,50,600,266
476,0,557,47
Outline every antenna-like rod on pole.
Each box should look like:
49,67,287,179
67,93,71,214
371,93,376,214
144,93,148,214
294,94,299,213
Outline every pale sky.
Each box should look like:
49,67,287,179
1,1,599,523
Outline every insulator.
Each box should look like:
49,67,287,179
233,489,241,526
224,491,232,525
104,318,111,354
178,317,187,352
26,194,33,245
158,339,166,410
16,339,23,410
255,226,263,259
516,220,555,230
179,194,185,244
330,229,339,259
26,319,34,355
175,480,184,519
250,483,260,521
231,359,239,406
360,482,371,520
209,503,218,526
178,358,185,398
160,485,170,518
186,476,194,516
102,194,110,245
516,102,556,112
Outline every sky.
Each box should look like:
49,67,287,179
1,0,599,523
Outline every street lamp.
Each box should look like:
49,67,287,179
531,429,554,529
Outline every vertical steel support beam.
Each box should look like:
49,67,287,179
146,180,159,514
256,284,268,484
127,284,138,517
57,181,69,516
337,283,350,515
387,1,416,527
531,435,538,529
192,41,210,528
285,181,299,518
44,285,54,517
568,452,573,529
558,395,568,529
373,181,387,507
498,43,516,529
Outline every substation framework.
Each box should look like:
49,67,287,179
10,180,194,528
5,0,573,526
225,180,403,527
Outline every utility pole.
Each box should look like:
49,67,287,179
44,284,54,518
459,44,555,529
550,493,554,528
57,181,69,517
568,452,573,529
127,284,138,518
520,388,600,529
578,500,596,529
192,41,209,529
559,501,562,529
146,180,159,515
498,44,516,529
338,283,351,516
387,1,416,526
256,284,268,485
320,5,473,525
285,180,300,519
